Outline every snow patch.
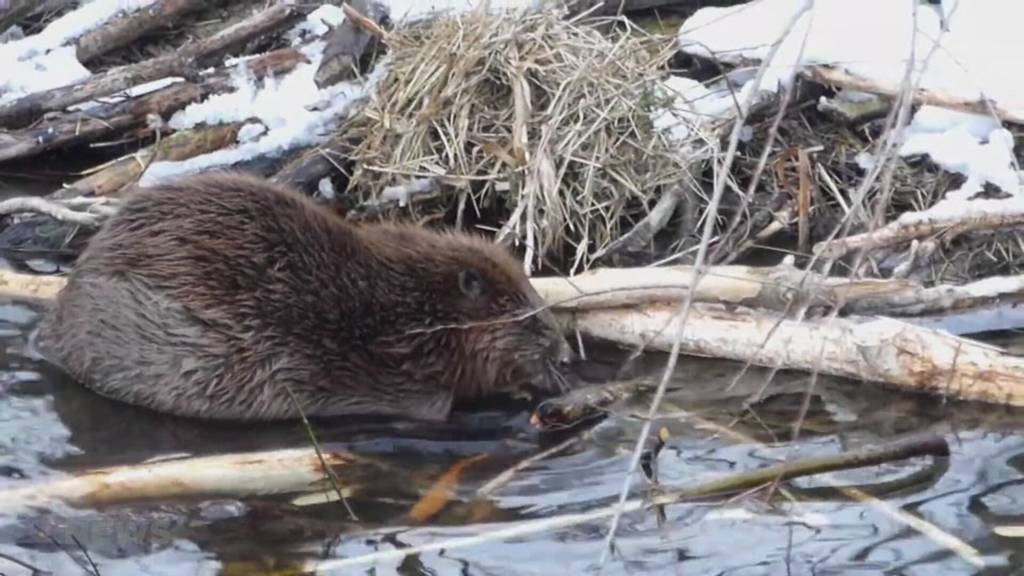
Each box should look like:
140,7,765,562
285,4,347,45
236,122,267,143
653,75,717,142
677,0,1024,220
901,107,1019,200
141,44,387,185
0,0,158,103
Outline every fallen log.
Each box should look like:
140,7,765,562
0,46,305,163
75,0,210,64
805,65,1024,127
0,81,202,163
0,1,300,129
814,202,1024,259
52,122,246,199
563,303,1024,407
844,275,1024,316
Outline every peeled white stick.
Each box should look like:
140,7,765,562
531,264,912,312
562,303,1024,407
531,264,1024,317
0,448,359,513
0,271,65,301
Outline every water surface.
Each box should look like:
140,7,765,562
1,298,1023,575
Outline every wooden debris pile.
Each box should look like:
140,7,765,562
1,1,1024,411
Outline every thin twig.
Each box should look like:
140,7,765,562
598,1,817,565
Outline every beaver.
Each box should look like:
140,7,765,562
36,172,573,421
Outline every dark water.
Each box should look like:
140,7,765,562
2,296,1024,575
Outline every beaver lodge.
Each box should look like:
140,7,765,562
1,0,1024,573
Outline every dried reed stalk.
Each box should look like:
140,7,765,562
342,10,699,272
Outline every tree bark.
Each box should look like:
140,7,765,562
563,303,1024,407
75,0,211,64
53,122,245,198
0,46,304,162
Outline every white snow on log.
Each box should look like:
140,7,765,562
236,121,267,143
901,107,1019,200
652,76,722,141
285,4,347,45
0,0,158,102
66,76,185,112
139,43,388,185
678,0,1024,220
679,0,1024,115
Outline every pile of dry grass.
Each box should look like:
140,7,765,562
342,9,704,273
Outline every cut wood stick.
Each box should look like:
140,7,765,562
0,2,299,129
51,122,246,199
0,271,65,301
0,448,361,512
0,46,305,163
804,65,1024,126
535,265,1024,317
562,303,1024,407
592,184,684,261
75,0,209,64
844,274,1024,316
341,1,389,41
532,263,915,312
814,203,1024,259
0,197,102,226
407,453,488,523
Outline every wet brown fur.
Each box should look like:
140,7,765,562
37,172,571,421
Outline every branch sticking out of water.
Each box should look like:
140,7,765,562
310,434,950,573
0,448,364,513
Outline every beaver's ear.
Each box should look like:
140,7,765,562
458,269,484,299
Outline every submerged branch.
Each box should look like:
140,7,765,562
312,435,948,572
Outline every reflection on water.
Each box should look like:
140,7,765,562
1,297,1024,575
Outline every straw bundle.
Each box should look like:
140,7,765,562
343,10,699,272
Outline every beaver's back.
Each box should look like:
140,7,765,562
38,172,571,421
38,173,397,419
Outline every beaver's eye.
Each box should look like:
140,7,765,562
458,269,484,299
